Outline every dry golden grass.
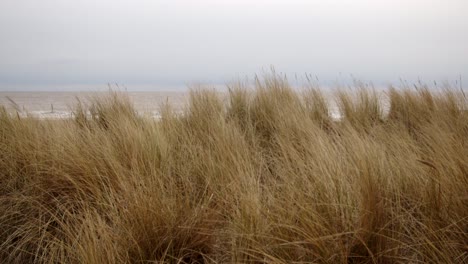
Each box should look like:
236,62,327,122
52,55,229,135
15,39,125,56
0,76,467,263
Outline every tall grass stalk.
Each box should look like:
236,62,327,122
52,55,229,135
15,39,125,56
1,77,467,263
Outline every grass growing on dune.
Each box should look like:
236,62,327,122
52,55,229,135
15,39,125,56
0,76,467,263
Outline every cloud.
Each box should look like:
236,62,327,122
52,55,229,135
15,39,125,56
0,0,467,88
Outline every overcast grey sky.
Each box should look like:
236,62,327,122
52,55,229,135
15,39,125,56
0,0,467,90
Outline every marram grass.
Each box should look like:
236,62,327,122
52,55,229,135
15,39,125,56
0,77,467,263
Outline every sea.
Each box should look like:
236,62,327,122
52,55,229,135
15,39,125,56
0,91,190,119
0,85,392,120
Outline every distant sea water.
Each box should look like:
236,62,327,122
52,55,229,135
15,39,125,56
0,85,394,119
0,90,346,120
0,91,190,119
0,83,238,118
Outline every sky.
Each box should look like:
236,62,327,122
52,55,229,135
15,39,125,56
0,0,467,90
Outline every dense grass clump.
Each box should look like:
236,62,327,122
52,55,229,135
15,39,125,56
0,76,467,263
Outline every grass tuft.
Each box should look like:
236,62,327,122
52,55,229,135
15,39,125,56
1,76,467,263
